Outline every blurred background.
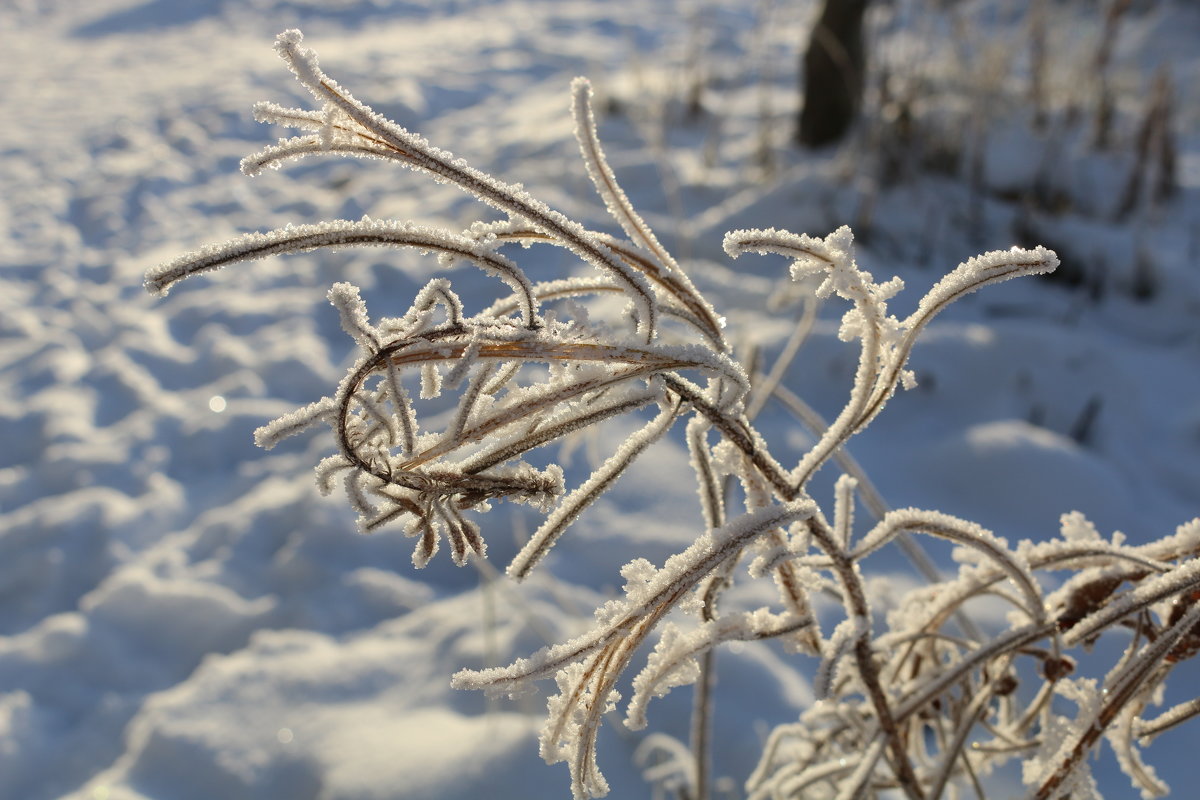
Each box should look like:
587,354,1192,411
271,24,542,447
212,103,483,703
0,1,1197,798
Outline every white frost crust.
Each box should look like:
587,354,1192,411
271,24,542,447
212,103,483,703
570,77,724,346
253,397,336,449
145,218,540,328
914,245,1059,322
453,500,816,692
625,608,809,731
1021,678,1104,799
256,30,660,342
328,281,379,350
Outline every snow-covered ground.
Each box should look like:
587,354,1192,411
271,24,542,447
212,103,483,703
2,1,1197,798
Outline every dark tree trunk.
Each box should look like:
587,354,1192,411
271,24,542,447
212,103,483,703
797,0,870,148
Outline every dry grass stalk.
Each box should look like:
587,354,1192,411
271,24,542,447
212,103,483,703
149,30,1200,800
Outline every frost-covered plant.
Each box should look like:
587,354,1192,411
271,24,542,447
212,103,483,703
148,30,1200,800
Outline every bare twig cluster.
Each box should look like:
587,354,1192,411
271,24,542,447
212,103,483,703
148,30,1200,800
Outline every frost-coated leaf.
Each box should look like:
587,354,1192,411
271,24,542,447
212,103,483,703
626,608,811,731
147,218,540,328
507,398,681,580
261,30,660,341
913,245,1059,325
254,397,336,449
328,281,379,350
